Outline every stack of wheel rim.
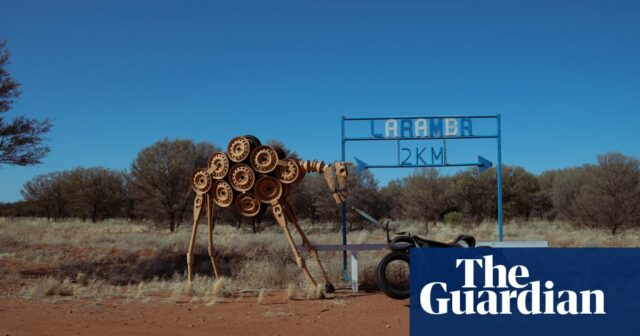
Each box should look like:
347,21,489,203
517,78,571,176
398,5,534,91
191,135,307,218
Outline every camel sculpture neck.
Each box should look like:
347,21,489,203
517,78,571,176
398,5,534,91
298,159,327,173
298,159,346,204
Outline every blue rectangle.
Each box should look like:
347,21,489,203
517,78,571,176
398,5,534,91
410,248,640,336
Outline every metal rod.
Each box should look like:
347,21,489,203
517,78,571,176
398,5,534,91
344,115,498,121
340,116,349,281
362,163,483,169
344,135,498,141
443,138,447,164
497,114,504,242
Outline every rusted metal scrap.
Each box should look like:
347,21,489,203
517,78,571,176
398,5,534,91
187,135,351,293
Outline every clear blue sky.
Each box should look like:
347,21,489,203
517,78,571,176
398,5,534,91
1,0,639,202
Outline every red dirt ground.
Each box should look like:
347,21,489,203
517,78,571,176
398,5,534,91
0,291,409,336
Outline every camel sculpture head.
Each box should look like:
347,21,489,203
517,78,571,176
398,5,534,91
323,161,350,205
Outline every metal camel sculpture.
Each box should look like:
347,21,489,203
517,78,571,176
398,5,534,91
187,135,349,293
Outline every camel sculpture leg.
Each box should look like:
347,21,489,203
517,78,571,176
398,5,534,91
272,203,318,288
205,193,220,278
187,194,204,282
282,201,334,292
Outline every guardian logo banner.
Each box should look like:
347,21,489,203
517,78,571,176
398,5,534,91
410,248,640,336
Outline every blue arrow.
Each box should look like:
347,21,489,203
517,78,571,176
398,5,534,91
354,157,368,173
478,155,492,173
353,156,492,172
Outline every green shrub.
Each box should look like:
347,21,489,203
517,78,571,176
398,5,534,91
443,212,464,225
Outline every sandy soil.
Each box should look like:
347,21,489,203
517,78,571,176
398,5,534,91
0,290,408,336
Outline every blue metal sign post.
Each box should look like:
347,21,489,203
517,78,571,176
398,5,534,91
340,115,503,280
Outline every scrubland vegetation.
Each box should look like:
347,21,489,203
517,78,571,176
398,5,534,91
1,135,638,303
1,216,639,302
2,138,638,237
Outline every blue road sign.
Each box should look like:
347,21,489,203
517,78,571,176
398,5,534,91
339,115,504,281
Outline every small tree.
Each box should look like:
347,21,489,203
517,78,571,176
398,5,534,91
288,174,325,223
65,167,127,222
551,167,587,221
501,166,540,220
379,179,406,220
573,152,640,235
403,168,450,233
534,170,559,220
21,172,70,220
449,168,491,222
130,138,217,232
345,168,388,230
0,41,52,166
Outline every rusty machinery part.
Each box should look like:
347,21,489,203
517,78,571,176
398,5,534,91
254,175,283,204
228,163,256,192
281,183,292,198
243,134,261,147
208,152,230,179
276,158,306,184
271,145,286,158
235,192,262,217
186,136,340,291
298,160,327,173
227,135,262,163
250,145,284,174
212,180,234,208
191,168,212,194
194,194,204,208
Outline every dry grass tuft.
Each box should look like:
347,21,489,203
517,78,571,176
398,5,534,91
204,277,229,305
135,282,147,298
257,288,267,304
304,284,324,300
75,273,88,285
170,281,192,300
284,283,296,301
28,277,74,297
264,310,293,318
209,277,228,298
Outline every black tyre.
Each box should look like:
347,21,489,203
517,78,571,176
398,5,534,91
389,236,415,251
375,250,410,300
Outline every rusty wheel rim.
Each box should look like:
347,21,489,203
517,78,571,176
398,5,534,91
235,193,261,217
212,180,233,207
227,136,251,162
229,163,255,192
250,146,279,174
208,152,229,179
254,176,283,204
191,169,212,193
276,159,303,184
